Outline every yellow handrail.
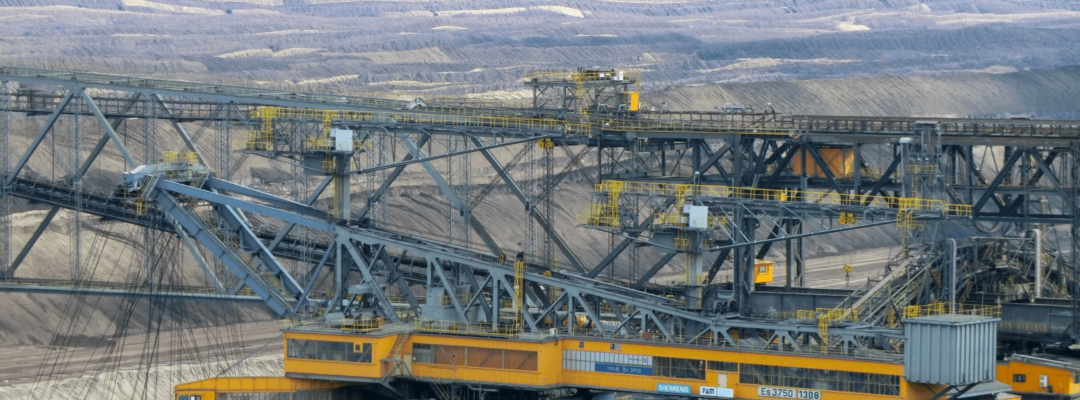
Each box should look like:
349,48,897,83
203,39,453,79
593,181,972,216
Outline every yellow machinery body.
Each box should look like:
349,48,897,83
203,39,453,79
617,92,640,112
997,355,1080,399
755,259,774,284
174,327,955,400
175,377,350,400
792,147,855,179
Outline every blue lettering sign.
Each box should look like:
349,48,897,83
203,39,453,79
594,363,653,376
657,383,692,394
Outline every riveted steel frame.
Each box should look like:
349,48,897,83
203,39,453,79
0,67,1077,351
154,176,904,354
585,124,1077,318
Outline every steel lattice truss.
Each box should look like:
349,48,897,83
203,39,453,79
0,66,1077,353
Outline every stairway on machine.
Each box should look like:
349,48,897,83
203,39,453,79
381,329,412,379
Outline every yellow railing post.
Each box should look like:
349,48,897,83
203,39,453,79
514,259,525,329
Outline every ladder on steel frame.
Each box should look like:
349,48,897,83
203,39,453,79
381,330,412,378
178,173,211,204
190,173,209,191
858,265,928,328
431,382,459,400
179,202,295,306
139,175,160,199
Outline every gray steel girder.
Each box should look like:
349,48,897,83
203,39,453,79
589,139,732,279
5,207,59,279
207,177,329,220
343,226,706,322
268,176,333,252
0,67,571,140
153,190,295,316
6,176,329,265
156,180,331,232
154,94,208,165
399,133,501,254
470,136,587,273
155,180,309,297
336,224,903,342
73,92,144,181
353,134,431,224
707,206,901,253
292,243,333,314
0,68,416,115
339,223,911,341
335,133,551,176
5,91,142,278
5,90,75,187
340,238,401,322
374,246,421,310
83,91,137,167
588,199,676,279
172,217,226,294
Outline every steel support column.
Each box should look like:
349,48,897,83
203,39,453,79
472,136,587,273
82,90,137,167
340,237,400,322
3,206,59,278
4,92,141,278
400,133,501,254
154,94,208,165
637,252,678,285
173,218,226,294
267,176,333,252
4,90,75,188
353,134,432,223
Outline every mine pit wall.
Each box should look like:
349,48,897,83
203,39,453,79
0,291,274,347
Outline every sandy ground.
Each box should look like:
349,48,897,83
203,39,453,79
0,320,284,399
